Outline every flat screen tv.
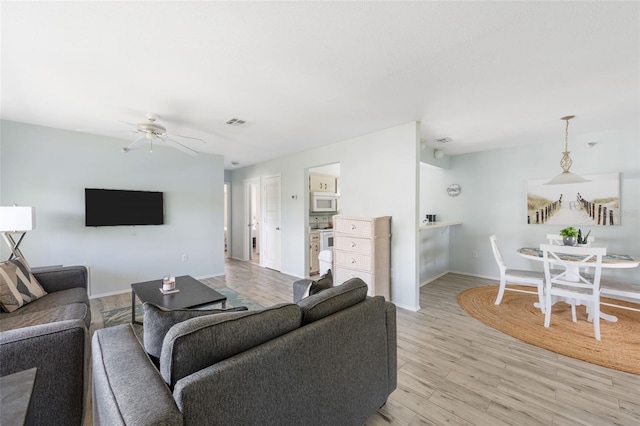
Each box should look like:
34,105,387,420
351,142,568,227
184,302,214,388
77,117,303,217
85,188,164,226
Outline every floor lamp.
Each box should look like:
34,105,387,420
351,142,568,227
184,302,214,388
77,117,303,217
0,206,36,269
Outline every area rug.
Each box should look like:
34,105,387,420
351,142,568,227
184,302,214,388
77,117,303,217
457,285,640,375
101,286,263,329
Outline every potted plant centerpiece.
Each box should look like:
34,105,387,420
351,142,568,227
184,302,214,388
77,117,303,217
559,226,578,246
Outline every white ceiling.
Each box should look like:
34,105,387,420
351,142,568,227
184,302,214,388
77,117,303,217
2,1,638,169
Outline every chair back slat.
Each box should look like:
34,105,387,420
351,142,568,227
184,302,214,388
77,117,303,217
489,235,506,273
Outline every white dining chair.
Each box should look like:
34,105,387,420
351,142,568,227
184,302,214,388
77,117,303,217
546,233,597,275
490,235,545,312
540,244,606,341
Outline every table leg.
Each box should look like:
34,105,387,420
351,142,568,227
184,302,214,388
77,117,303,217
222,300,226,309
131,290,141,325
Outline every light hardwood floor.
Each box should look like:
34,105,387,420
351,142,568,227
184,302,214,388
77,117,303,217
88,259,640,425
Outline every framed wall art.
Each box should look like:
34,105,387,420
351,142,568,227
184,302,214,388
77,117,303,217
527,172,620,226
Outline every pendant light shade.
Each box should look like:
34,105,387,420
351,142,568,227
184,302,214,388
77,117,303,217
543,115,590,185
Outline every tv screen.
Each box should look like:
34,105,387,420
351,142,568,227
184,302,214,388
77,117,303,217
85,188,164,226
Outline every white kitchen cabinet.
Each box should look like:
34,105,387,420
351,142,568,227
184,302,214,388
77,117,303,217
309,231,320,275
333,216,391,299
309,173,337,193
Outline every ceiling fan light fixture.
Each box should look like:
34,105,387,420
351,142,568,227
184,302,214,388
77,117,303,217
121,113,203,156
543,115,591,185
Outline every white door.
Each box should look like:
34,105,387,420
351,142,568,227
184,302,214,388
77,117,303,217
262,175,282,271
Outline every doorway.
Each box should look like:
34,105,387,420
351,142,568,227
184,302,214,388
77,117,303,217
307,163,340,275
244,178,261,264
224,182,231,258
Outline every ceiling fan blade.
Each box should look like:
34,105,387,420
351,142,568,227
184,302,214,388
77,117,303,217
122,136,147,153
170,133,206,143
75,128,136,135
165,137,199,156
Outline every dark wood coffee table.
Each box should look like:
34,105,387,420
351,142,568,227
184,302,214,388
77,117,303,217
130,275,227,325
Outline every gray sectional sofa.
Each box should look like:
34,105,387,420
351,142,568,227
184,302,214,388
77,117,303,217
92,278,397,426
0,265,91,426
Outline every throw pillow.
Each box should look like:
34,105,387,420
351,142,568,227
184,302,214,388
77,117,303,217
309,269,333,296
300,269,333,300
0,257,47,313
143,302,248,363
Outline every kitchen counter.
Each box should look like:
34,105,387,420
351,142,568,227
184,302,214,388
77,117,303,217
418,221,461,231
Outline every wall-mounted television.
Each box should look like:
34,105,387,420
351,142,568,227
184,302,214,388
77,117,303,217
85,188,164,227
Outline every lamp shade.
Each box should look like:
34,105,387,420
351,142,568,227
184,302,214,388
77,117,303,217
543,171,591,185
0,206,36,232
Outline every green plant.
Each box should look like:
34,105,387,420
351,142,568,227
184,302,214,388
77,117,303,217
559,226,578,238
577,229,591,244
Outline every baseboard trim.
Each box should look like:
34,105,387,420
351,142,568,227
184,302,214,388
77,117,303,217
89,288,130,299
420,271,450,287
448,270,499,281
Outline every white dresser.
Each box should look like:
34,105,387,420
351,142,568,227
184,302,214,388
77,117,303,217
333,216,391,300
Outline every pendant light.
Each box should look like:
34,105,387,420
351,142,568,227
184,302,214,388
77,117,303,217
543,115,590,185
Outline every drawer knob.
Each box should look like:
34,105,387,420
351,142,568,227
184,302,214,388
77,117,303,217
350,224,356,230
350,242,356,248
350,258,356,264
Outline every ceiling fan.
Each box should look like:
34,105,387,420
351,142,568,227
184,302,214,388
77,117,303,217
121,113,206,156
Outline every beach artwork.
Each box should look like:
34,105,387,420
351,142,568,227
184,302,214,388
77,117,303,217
527,172,620,226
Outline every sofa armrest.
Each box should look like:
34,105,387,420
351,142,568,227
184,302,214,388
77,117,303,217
292,279,314,303
384,301,397,395
92,325,183,426
0,319,89,426
33,265,88,293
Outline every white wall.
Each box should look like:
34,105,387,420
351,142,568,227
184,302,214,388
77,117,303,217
1,120,226,296
418,163,452,284
229,122,421,310
437,128,640,283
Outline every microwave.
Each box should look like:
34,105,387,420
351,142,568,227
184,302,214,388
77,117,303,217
310,192,338,212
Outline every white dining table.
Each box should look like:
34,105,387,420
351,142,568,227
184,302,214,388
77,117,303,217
517,247,640,322
517,247,640,268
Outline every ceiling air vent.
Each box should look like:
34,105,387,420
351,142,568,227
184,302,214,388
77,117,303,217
225,118,247,127
435,137,453,144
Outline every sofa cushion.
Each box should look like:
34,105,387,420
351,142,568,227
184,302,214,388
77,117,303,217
0,257,47,313
1,287,90,328
297,278,368,325
142,302,249,364
160,303,302,386
0,302,89,332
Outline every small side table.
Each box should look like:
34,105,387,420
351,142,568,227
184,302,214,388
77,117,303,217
0,367,37,426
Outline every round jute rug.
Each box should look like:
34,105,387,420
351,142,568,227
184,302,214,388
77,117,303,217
457,285,640,375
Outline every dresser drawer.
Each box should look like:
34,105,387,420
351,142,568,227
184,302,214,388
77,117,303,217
334,251,372,271
334,267,373,294
334,218,373,238
334,236,371,255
